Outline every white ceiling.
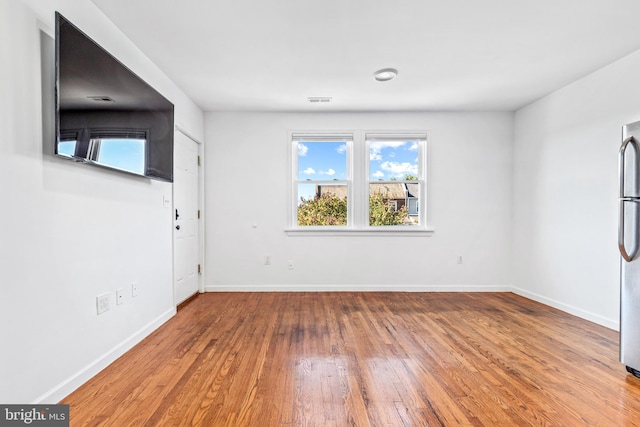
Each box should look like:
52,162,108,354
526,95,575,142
91,0,640,112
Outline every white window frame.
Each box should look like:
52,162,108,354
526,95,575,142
290,133,353,230
365,133,427,231
287,131,432,236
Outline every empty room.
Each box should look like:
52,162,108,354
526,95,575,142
4,0,640,425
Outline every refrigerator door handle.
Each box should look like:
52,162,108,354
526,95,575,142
619,199,639,262
619,136,637,198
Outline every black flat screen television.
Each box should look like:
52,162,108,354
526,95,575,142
55,12,174,182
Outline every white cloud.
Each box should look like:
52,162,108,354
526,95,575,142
336,144,347,154
370,140,408,150
380,161,418,178
322,168,336,176
303,167,315,175
370,140,408,162
298,143,309,157
372,170,384,179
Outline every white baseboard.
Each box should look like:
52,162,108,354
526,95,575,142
512,287,619,331
34,307,176,404
205,284,512,292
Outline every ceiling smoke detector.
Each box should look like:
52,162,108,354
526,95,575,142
307,97,332,103
373,68,398,82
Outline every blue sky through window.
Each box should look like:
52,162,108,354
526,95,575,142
295,139,420,202
369,139,419,181
297,141,347,180
297,141,347,202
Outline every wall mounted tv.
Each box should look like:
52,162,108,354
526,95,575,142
55,12,174,182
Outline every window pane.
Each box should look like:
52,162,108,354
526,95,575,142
57,140,76,157
94,138,146,175
297,183,347,226
295,140,349,226
297,141,347,181
369,139,419,181
406,183,420,216
368,136,423,227
297,182,317,206
369,182,418,226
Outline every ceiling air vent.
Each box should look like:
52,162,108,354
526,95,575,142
87,95,115,102
307,97,332,103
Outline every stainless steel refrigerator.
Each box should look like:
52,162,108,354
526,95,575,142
619,120,640,377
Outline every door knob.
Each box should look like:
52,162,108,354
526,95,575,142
175,225,181,230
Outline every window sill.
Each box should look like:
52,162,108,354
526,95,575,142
284,227,435,237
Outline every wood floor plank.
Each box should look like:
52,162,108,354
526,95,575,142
62,292,640,426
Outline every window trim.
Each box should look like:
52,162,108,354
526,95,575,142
287,131,433,236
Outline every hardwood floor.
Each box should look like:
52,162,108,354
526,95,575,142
63,292,640,426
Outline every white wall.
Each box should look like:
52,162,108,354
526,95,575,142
0,0,203,403
8,0,632,403
512,50,640,329
205,112,513,291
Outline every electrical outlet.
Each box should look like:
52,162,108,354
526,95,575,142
457,256,463,264
96,293,110,315
116,288,125,305
131,282,139,297
264,255,271,266
288,260,294,270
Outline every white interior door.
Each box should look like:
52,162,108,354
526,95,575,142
173,131,199,305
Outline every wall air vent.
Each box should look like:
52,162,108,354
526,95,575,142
307,97,332,103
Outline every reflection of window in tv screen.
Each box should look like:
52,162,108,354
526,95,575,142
57,140,76,158
90,138,146,175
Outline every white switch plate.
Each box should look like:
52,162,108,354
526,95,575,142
96,293,110,314
131,282,139,297
116,288,125,305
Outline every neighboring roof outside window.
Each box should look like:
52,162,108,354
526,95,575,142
370,182,407,199
315,185,348,199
